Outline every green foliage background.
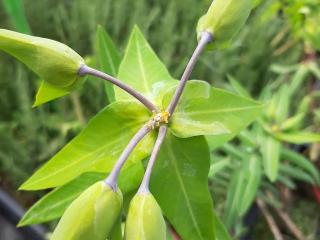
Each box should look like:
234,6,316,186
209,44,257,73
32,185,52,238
0,0,319,239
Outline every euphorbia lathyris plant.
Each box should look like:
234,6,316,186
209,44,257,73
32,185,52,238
1,0,261,239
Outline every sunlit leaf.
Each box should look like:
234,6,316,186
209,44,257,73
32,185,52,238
151,131,215,240
163,80,263,140
20,101,154,190
95,26,121,103
262,135,281,182
19,162,144,226
116,26,176,105
274,131,320,144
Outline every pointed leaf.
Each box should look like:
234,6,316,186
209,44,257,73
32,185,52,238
33,80,70,107
281,148,320,184
151,131,215,240
163,81,263,139
0,29,84,88
227,75,250,98
3,0,31,34
116,26,176,105
224,155,261,227
20,101,154,190
18,162,144,226
95,26,121,103
262,135,281,182
274,131,320,144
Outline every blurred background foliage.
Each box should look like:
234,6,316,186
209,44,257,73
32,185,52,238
0,0,319,239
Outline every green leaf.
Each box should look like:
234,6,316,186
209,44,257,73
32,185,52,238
275,84,290,123
116,26,176,105
150,131,215,240
209,158,231,178
0,29,84,88
281,148,320,184
19,162,144,226
214,212,232,240
20,101,154,190
32,80,70,107
224,155,261,227
262,135,281,182
227,75,250,98
274,131,320,144
279,164,315,185
163,80,263,139
280,113,305,131
95,26,121,103
3,0,31,34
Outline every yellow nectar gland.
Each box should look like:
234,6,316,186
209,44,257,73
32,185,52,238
148,111,170,129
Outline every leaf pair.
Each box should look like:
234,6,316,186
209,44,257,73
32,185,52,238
17,26,263,240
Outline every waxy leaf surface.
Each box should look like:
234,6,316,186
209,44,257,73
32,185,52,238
116,26,176,106
19,162,144,226
21,101,154,190
163,81,263,139
151,131,215,240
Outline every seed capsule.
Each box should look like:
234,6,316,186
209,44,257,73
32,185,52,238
197,0,253,49
125,193,166,240
51,181,123,240
0,29,84,88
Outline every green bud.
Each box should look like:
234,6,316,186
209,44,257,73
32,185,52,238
197,0,253,49
51,181,123,240
0,29,84,88
125,193,166,240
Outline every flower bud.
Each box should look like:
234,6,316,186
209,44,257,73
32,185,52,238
51,181,123,240
125,193,166,240
0,29,84,88
197,0,253,49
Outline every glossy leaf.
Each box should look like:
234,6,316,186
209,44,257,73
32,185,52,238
0,29,84,88
163,80,263,139
33,80,70,107
19,162,144,226
95,26,121,103
262,135,281,182
274,131,320,144
20,101,154,190
150,131,215,240
116,26,176,105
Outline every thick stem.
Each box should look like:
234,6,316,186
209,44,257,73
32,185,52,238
138,125,167,194
167,32,212,114
105,125,151,191
78,65,159,112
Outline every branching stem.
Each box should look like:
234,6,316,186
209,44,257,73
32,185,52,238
104,32,212,193
105,125,151,191
78,65,159,112
167,32,213,114
138,125,167,194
